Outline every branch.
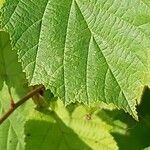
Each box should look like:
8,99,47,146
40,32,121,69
0,85,44,125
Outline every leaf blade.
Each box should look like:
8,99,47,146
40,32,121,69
2,0,150,118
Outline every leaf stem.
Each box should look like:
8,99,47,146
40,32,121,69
0,85,44,125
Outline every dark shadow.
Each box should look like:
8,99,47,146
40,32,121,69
66,103,79,116
25,109,92,150
97,87,150,150
138,86,150,118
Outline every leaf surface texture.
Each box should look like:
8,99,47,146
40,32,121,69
2,0,150,118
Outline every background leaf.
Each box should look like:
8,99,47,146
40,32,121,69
144,147,150,150
97,87,150,150
0,31,33,150
25,101,118,150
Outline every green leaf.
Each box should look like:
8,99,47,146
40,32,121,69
0,31,33,150
0,0,4,8
2,0,150,119
25,101,118,150
97,87,150,150
144,147,150,150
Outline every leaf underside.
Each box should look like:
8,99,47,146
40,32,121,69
2,0,150,119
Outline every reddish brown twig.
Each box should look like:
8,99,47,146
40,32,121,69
0,85,44,125
8,87,15,108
